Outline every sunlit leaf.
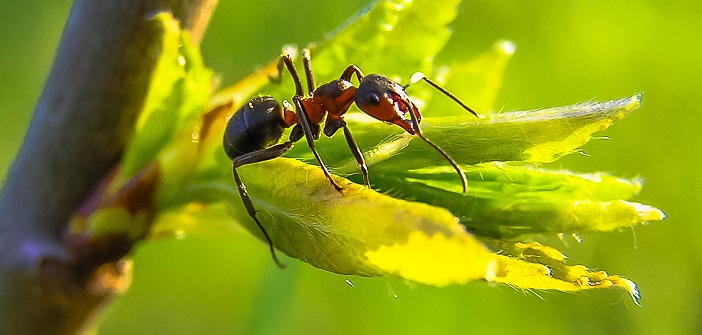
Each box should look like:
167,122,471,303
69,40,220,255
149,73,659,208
119,12,213,191
309,94,643,175
486,241,641,305
365,162,665,238
204,157,495,284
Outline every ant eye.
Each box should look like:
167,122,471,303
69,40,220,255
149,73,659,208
366,93,381,105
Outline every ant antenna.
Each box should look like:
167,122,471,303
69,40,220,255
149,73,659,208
403,101,469,193
405,72,479,117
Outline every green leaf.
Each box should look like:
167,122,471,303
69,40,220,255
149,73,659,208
119,12,213,190
311,94,643,175
257,0,462,104
222,158,494,285
367,162,665,238
312,0,460,81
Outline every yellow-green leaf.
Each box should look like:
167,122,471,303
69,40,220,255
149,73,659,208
312,94,644,174
219,157,494,284
486,241,641,305
120,12,213,190
366,163,665,238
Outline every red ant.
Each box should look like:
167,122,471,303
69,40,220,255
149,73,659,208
223,49,478,268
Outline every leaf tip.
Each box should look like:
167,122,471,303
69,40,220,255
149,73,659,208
616,93,644,117
635,203,667,221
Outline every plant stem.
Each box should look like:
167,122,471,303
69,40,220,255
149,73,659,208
0,1,216,333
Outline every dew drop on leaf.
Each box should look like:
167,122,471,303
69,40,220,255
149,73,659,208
387,284,399,300
572,233,583,243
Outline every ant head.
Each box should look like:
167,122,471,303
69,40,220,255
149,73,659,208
355,74,418,134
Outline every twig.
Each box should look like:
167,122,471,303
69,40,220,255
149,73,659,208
0,1,217,333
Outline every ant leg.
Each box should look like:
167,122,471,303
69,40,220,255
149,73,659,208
341,125,370,187
323,118,369,187
301,49,316,93
232,167,286,268
405,101,468,193
234,142,293,167
340,65,365,83
231,142,293,269
404,72,478,117
293,97,343,192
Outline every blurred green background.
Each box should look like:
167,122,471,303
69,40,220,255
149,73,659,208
1,0,699,334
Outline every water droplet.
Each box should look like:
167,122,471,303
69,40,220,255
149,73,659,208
576,149,592,157
345,279,355,288
281,44,298,59
571,233,583,243
387,283,399,300
499,40,516,55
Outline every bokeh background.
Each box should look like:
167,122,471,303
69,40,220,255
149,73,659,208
1,0,699,334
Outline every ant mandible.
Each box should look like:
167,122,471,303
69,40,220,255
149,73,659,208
223,49,479,268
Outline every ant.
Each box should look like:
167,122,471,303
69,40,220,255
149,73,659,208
223,49,478,268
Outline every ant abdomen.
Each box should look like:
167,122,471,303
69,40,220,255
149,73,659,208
223,96,287,160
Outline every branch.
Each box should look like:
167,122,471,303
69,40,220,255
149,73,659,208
0,1,217,333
